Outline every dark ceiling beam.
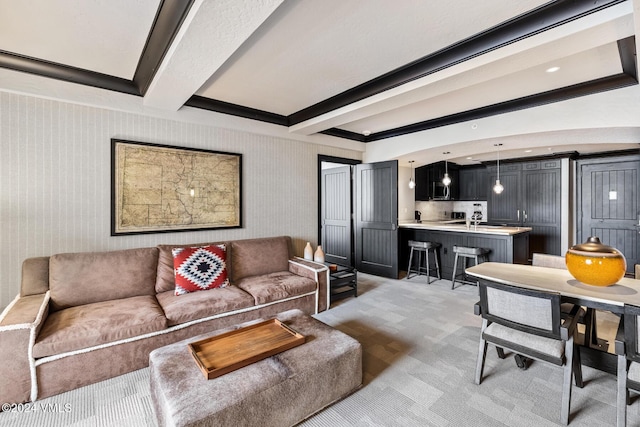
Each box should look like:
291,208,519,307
133,0,196,95
288,0,626,126
618,36,637,78
185,96,289,126
0,0,195,97
185,95,369,141
367,73,637,142
319,128,367,142
0,50,138,95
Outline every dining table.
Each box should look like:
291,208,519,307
466,262,640,314
466,262,640,373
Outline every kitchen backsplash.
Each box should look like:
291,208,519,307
415,200,487,222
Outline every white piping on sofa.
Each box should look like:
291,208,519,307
0,291,51,402
290,257,329,313
30,290,317,400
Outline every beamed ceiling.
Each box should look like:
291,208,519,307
0,0,639,166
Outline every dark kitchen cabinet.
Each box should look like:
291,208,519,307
414,166,430,201
487,163,522,223
458,166,488,201
487,159,562,257
414,161,459,201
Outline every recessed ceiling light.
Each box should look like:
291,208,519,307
466,157,473,160
525,149,532,153
546,66,560,73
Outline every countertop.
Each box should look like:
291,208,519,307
399,221,532,235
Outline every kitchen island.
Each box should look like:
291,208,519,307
399,222,531,279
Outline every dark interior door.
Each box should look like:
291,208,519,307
577,155,639,274
354,161,398,278
321,165,352,266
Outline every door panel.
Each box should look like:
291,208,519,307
523,169,561,256
321,166,352,266
578,156,640,274
355,161,398,278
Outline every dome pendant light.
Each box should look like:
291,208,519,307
408,160,416,189
493,143,504,194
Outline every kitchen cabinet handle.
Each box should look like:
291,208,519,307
523,210,527,223
517,210,520,221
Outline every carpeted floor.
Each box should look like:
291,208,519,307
0,273,634,426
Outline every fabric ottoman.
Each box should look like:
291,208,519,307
149,309,362,427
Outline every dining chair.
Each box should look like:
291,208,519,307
475,280,583,425
615,304,640,427
532,253,605,348
532,253,567,270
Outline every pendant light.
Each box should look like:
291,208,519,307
493,143,504,194
408,160,416,189
442,153,451,186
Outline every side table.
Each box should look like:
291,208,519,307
327,264,357,302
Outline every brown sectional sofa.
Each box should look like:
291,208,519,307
0,236,329,405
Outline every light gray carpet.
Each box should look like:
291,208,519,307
0,274,633,426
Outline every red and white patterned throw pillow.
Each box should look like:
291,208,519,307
172,245,229,295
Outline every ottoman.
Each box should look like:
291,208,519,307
150,309,362,427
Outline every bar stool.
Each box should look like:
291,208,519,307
451,245,489,289
406,240,441,283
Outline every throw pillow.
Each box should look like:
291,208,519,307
172,245,229,295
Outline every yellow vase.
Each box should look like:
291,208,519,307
565,237,626,287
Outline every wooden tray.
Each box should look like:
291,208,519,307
188,318,306,379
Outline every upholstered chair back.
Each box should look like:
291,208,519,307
479,281,562,339
532,253,567,270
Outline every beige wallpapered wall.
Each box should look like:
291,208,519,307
0,92,362,310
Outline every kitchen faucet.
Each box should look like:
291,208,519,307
471,204,483,230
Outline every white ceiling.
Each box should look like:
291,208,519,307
0,0,639,166
0,0,159,79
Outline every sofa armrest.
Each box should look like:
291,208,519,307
0,291,50,404
288,258,329,313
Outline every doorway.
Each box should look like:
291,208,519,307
318,155,399,278
576,153,639,274
318,156,360,267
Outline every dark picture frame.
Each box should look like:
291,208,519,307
111,139,242,235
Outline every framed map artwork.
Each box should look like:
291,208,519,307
111,139,242,235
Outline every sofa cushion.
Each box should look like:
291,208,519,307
231,236,291,282
21,256,50,296
49,247,159,311
33,295,167,358
156,241,229,293
236,271,317,305
173,245,229,295
156,286,255,327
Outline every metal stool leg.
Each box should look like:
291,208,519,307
434,248,441,280
451,253,459,289
406,247,415,279
426,248,432,284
